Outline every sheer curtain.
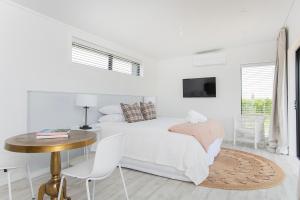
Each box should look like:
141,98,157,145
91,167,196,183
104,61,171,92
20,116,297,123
268,28,289,154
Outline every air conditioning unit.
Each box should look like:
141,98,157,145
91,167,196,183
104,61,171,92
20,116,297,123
193,50,226,66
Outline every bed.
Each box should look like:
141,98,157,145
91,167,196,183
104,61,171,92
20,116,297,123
96,117,223,185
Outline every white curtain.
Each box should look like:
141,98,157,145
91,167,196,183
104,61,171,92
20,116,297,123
268,27,289,154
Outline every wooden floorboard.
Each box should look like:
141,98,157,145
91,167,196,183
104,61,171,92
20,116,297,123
0,144,298,200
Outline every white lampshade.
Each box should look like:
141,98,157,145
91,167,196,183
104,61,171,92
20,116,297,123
76,94,98,107
144,96,156,104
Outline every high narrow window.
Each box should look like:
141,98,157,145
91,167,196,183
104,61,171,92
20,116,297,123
241,64,275,135
72,41,142,76
113,58,134,75
72,43,109,70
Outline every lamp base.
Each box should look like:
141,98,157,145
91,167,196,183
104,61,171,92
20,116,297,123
79,125,92,130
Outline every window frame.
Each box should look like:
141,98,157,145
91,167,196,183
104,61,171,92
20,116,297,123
240,62,275,115
71,40,142,77
240,62,275,136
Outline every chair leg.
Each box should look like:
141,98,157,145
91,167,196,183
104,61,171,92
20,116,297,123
254,131,258,149
86,179,91,200
7,170,12,200
118,165,129,200
92,180,95,200
26,163,35,199
233,130,236,146
57,176,65,200
67,151,70,167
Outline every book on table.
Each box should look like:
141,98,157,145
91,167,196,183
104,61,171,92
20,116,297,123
36,129,70,139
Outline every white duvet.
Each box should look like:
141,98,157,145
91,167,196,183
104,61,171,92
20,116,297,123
98,117,210,185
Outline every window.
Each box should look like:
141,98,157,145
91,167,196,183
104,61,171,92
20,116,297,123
241,64,275,135
72,41,142,76
72,43,109,70
113,58,132,74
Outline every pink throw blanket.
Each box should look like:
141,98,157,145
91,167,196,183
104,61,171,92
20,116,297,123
168,119,224,152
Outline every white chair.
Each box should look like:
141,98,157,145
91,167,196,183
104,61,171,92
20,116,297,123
233,115,265,149
58,133,129,200
67,126,101,167
1,163,35,200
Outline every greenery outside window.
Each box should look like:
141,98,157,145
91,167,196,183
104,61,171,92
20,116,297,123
241,64,275,136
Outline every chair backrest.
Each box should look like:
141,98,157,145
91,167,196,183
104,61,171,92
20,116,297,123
234,114,265,129
89,133,125,178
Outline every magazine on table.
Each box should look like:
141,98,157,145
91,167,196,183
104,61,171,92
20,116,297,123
36,129,70,139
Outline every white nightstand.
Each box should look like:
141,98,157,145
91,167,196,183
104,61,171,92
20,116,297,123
67,124,102,166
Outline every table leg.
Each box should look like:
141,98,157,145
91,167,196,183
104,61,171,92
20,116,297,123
38,183,46,200
38,152,71,200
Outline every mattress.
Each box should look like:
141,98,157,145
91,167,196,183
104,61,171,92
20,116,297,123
97,117,222,185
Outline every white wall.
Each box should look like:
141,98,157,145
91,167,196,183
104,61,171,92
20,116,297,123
0,1,157,183
156,41,276,141
1,0,298,187
286,0,300,158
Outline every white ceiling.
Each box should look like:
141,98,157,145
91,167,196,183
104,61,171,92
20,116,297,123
10,0,293,59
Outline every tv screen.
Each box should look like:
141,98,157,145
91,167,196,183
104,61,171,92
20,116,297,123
183,77,216,97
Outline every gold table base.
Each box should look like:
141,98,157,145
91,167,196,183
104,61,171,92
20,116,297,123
38,152,71,200
4,131,97,200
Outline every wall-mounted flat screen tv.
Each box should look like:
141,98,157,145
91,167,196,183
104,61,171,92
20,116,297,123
183,77,216,97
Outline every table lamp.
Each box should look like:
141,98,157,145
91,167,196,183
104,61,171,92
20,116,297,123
76,94,98,130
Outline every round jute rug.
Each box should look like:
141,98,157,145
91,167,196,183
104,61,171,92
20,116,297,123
200,148,285,190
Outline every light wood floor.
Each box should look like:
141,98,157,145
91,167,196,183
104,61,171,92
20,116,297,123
0,144,298,200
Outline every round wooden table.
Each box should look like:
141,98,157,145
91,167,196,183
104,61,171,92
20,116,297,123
5,130,97,200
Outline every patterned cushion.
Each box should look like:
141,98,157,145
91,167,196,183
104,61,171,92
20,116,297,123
120,103,144,123
140,102,157,120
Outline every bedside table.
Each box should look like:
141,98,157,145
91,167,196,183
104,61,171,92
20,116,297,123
67,124,102,166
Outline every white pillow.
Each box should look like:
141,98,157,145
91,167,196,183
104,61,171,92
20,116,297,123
98,114,125,123
186,110,208,123
98,105,122,115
